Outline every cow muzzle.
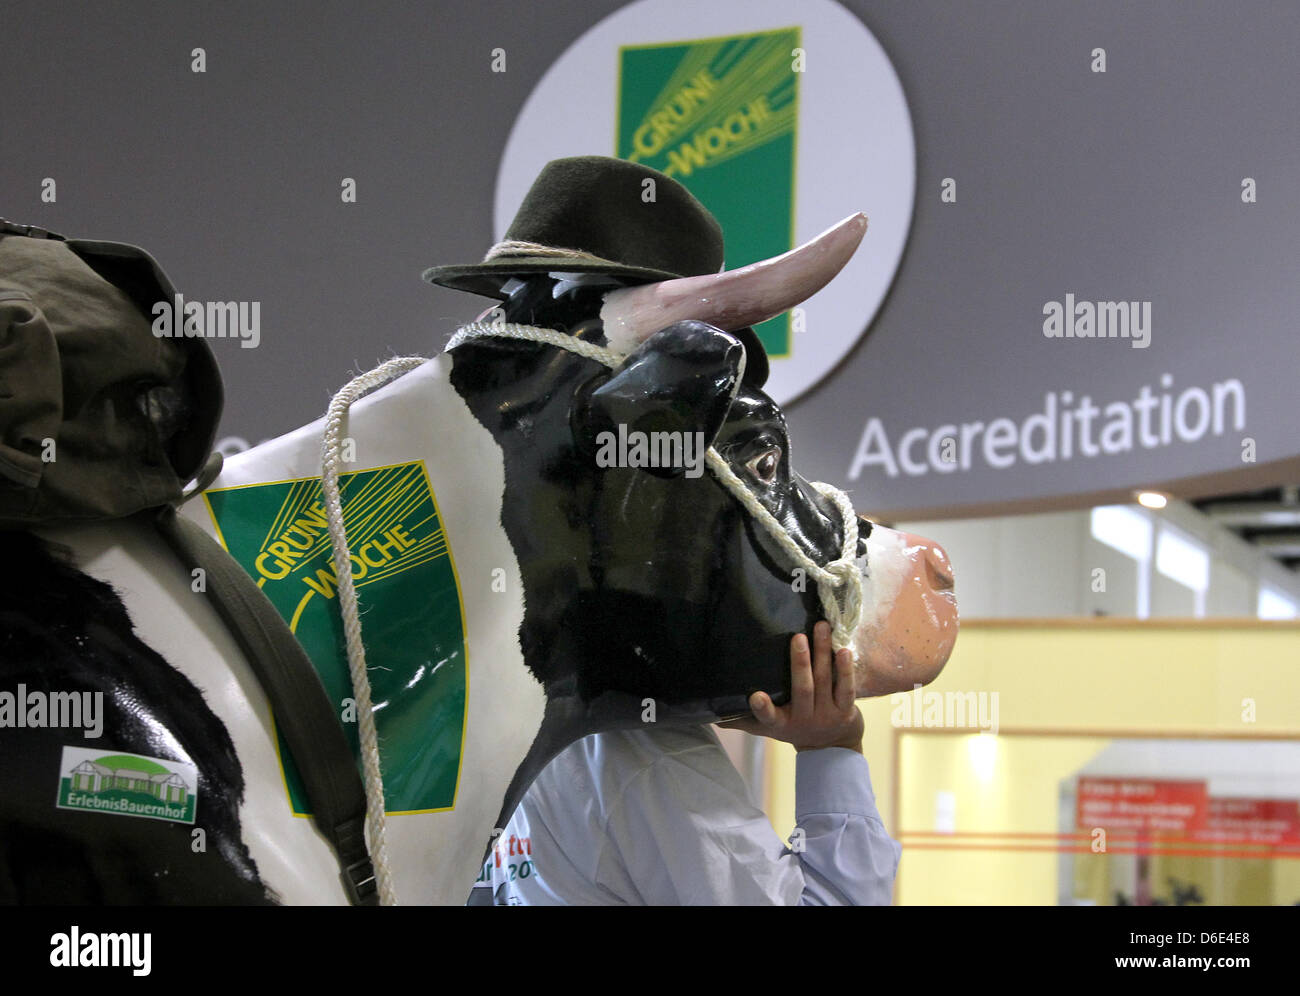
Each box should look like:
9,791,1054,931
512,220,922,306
850,526,958,696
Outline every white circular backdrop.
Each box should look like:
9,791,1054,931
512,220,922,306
496,0,916,406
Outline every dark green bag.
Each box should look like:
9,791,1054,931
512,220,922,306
0,221,222,524
0,219,377,904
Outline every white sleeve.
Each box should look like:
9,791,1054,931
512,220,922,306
592,740,900,906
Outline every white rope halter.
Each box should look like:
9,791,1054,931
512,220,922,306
444,322,866,656
321,354,427,907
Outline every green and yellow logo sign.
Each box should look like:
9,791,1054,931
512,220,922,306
618,27,800,357
204,462,468,815
58,747,198,825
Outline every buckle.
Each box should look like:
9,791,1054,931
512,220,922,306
342,857,380,906
333,815,380,905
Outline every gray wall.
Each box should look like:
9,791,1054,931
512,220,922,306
4,0,1297,516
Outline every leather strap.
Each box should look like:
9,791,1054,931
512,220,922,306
154,499,378,906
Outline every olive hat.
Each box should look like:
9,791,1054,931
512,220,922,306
422,155,725,299
423,155,770,386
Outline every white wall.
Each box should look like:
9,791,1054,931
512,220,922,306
887,511,1087,618
896,500,1300,619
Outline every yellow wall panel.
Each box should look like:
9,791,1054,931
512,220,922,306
764,620,1300,905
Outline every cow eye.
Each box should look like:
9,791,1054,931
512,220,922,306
746,447,781,484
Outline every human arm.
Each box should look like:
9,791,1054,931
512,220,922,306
595,623,900,905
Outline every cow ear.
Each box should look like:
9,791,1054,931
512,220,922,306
578,321,745,474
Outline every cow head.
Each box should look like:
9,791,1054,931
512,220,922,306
447,215,956,722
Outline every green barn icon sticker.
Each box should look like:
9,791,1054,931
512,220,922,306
57,747,197,825
203,461,469,816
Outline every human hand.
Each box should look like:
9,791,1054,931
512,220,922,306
722,621,864,753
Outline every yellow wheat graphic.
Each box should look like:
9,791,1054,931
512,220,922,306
625,31,797,173
258,464,445,588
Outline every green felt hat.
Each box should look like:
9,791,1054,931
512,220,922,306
422,156,725,299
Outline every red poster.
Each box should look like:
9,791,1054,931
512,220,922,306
1076,777,1209,834
1193,798,1300,846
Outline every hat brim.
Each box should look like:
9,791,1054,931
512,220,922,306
421,257,683,300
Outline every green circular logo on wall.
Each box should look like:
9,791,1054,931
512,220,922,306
497,0,916,405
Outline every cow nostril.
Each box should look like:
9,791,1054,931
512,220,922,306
925,547,954,591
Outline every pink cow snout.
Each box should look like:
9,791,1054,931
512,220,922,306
852,528,959,697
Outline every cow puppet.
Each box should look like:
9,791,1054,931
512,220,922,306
0,157,956,904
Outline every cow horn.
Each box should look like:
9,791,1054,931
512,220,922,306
599,212,867,352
